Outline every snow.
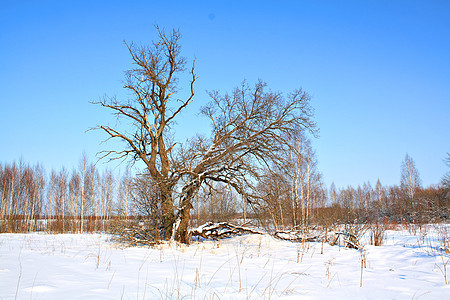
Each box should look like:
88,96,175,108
1,225,449,299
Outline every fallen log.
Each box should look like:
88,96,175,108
274,229,361,249
190,222,263,239
273,229,320,243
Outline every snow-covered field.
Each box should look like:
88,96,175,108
1,226,449,299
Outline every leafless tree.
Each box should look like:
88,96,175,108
117,168,132,221
99,169,115,231
128,173,163,240
284,132,323,227
68,169,81,232
54,168,68,232
78,153,87,233
400,153,421,210
93,27,317,243
442,153,450,188
329,182,337,207
169,79,316,243
84,161,97,231
255,167,291,231
93,27,195,240
375,179,389,217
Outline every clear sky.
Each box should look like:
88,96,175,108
1,0,449,189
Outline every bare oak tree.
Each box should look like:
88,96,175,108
93,27,195,240
94,27,317,243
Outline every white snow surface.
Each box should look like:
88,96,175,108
1,225,449,299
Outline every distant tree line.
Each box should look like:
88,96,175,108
321,154,449,225
0,154,127,233
2,151,447,235
253,153,449,230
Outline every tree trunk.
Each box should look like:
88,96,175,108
80,163,85,234
306,163,310,227
160,185,175,240
171,182,199,243
173,202,193,244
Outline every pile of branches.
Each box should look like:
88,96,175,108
190,222,263,240
109,220,158,246
110,220,364,250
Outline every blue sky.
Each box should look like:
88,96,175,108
1,0,449,189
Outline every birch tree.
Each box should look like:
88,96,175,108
400,153,421,210
442,153,450,188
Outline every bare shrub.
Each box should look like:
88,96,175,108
370,221,386,246
328,223,369,249
109,219,159,246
